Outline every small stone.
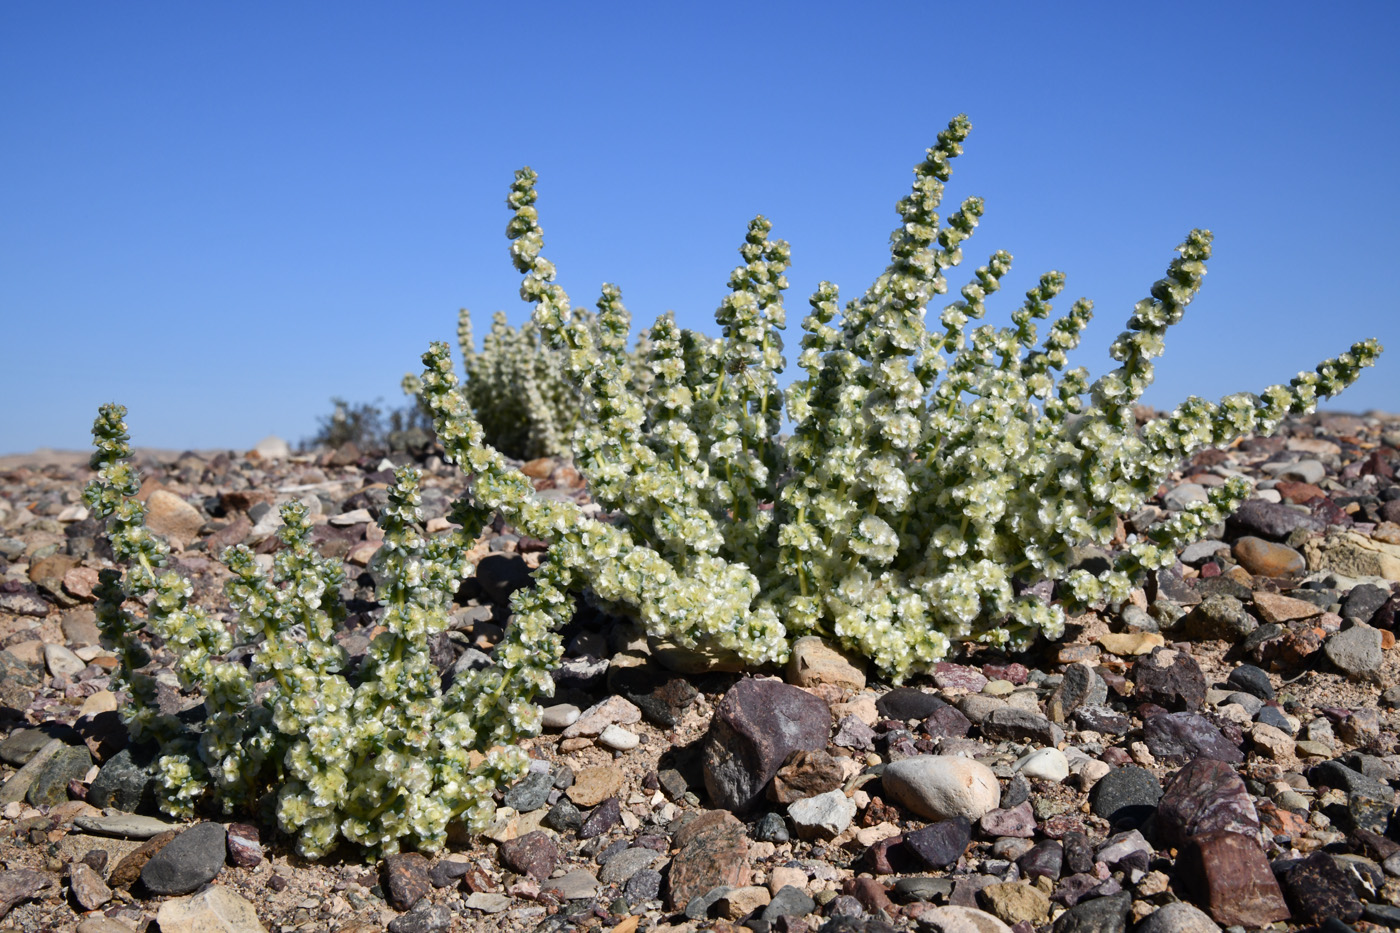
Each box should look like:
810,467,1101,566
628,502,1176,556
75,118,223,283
597,846,664,885
1337,707,1381,745
381,852,430,911
1183,595,1256,642
1324,624,1384,680
27,743,92,807
1251,591,1323,624
904,817,972,870
541,703,580,729
1134,902,1221,933
624,868,663,903
542,868,598,900
877,687,946,722
980,801,1036,838
1340,583,1391,624
935,662,989,692
789,789,857,840
1051,891,1132,933
140,822,227,896
770,749,845,804
1132,647,1206,712
880,755,1001,822
978,881,1050,925
579,796,620,839
504,771,554,813
787,636,866,690
464,892,513,914
923,706,973,739
1017,841,1063,883
666,810,751,911
1047,662,1107,722
910,906,1013,933
1178,831,1289,928
567,765,624,808
832,715,877,751
1233,536,1306,577
497,831,560,881
43,643,86,679
718,885,772,920
1225,664,1273,700
1015,748,1069,783
702,678,831,813
561,695,642,738
143,490,205,546
1250,723,1294,759
598,724,639,750
980,708,1059,746
68,862,112,910
226,823,263,868
1095,632,1163,656
764,884,818,921
1088,766,1161,828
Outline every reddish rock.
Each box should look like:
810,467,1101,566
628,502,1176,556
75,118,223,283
702,678,831,813
979,801,1036,838
1273,480,1327,504
226,822,263,868
108,830,179,888
933,662,987,692
381,852,430,911
1179,831,1290,927
666,810,751,911
843,876,896,917
1132,647,1206,712
497,831,560,881
1156,757,1261,848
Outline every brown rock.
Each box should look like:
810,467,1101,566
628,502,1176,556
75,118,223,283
61,567,100,603
381,852,430,911
1233,536,1306,577
1179,831,1290,927
769,749,844,804
205,514,253,557
144,490,205,546
226,822,263,868
1131,647,1206,712
1156,757,1261,848
1251,591,1322,624
844,877,896,918
786,636,866,691
567,765,624,808
1274,480,1327,504
666,810,751,911
497,831,560,881
108,830,179,888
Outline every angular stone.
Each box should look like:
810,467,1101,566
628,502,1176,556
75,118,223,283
978,881,1050,926
1017,840,1063,883
903,817,972,870
1095,632,1163,656
1052,891,1132,933
1340,583,1391,624
597,846,664,886
381,852,430,911
1182,596,1257,641
579,796,620,839
1224,664,1273,700
789,789,856,840
1305,531,1400,581
666,810,750,911
1324,624,1384,680
497,831,560,881
144,490,205,546
1178,831,1289,928
880,755,1001,822
67,861,112,910
566,765,624,808
1132,647,1206,712
561,695,642,738
1283,851,1361,925
27,743,91,807
1251,591,1323,624
923,706,973,739
1046,662,1106,723
910,906,1012,933
1156,757,1260,849
980,708,1059,746
504,771,554,813
226,823,263,868
702,678,831,813
1143,712,1243,765
979,800,1036,838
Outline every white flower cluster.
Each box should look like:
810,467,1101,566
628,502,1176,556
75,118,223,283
402,301,652,461
85,404,563,858
419,114,1382,683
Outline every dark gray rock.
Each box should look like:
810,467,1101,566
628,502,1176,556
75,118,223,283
702,678,831,813
387,904,452,933
1052,890,1132,933
1072,706,1130,736
1227,498,1320,540
1132,647,1206,712
1341,584,1391,625
27,744,92,807
764,884,818,921
1183,595,1257,642
1255,704,1295,734
542,799,584,833
0,725,80,767
139,822,227,895
1088,767,1161,828
892,876,953,903
903,817,971,869
876,688,946,722
980,707,1059,745
1226,664,1273,700
754,811,790,843
1308,760,1393,802
88,747,157,812
623,868,662,903
504,771,554,813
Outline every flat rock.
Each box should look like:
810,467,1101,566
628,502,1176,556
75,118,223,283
786,635,866,690
910,905,1012,933
1305,531,1400,581
666,810,750,911
904,817,972,869
74,812,177,839
566,765,624,808
1143,712,1243,765
1324,624,1384,680
154,886,268,933
140,823,227,896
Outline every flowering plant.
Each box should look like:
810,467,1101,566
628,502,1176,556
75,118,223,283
418,113,1380,682
84,404,564,857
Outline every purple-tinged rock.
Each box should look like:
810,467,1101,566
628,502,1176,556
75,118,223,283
381,852,431,911
1227,498,1321,540
666,810,750,912
1155,757,1260,848
226,822,263,868
1132,647,1206,712
832,715,876,751
979,801,1036,838
1143,712,1243,765
1071,705,1130,736
1282,851,1362,925
922,706,972,739
933,662,988,692
1062,832,1094,875
1017,840,1063,882
702,678,831,813
578,797,620,839
498,831,560,881
903,817,972,869
1178,831,1290,928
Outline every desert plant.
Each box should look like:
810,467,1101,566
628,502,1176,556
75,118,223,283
416,113,1381,682
84,404,564,857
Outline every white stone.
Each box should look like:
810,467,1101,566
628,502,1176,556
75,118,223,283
44,643,86,678
541,704,580,729
912,905,1013,933
788,789,857,840
155,886,268,933
597,724,639,751
329,508,374,526
253,436,291,460
880,755,1001,822
561,695,641,738
1014,747,1069,783
1074,759,1112,791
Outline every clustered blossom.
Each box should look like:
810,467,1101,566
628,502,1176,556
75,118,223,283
85,407,563,858
420,113,1382,683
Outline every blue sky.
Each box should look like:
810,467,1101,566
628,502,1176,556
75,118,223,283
2,3,1396,455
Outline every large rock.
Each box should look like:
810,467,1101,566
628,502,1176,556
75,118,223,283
880,755,1001,822
155,886,268,933
140,823,227,895
1178,831,1290,928
1132,647,1206,712
1088,766,1161,828
1143,712,1244,765
143,491,205,547
1324,624,1385,681
702,678,831,813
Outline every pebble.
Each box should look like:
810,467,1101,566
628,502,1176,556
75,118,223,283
566,765,623,808
1134,902,1221,933
786,635,866,690
788,789,857,840
540,703,580,729
1233,536,1306,576
1088,766,1161,828
1324,624,1384,680
597,723,639,750
903,817,973,869
140,822,227,896
1015,747,1069,783
880,755,1002,822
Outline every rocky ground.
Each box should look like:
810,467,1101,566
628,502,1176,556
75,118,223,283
1,410,1400,933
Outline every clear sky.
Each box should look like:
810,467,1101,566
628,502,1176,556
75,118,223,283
3,3,1396,455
